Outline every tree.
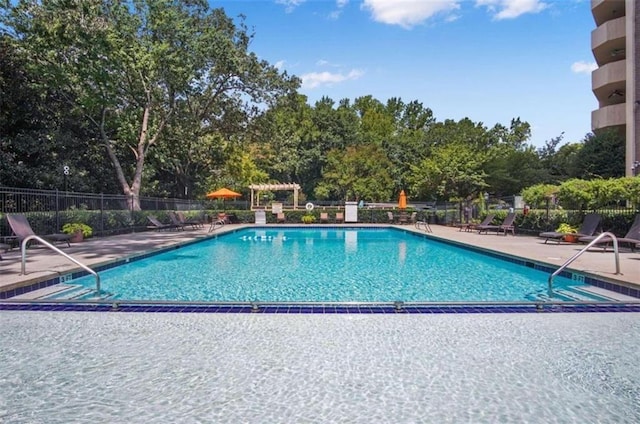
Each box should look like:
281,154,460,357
314,145,393,202
409,141,488,201
2,0,298,207
574,131,625,179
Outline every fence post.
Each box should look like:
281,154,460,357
100,193,104,237
55,189,60,231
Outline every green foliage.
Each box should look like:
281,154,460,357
555,223,577,234
315,145,393,202
62,222,93,237
574,130,625,178
301,214,315,224
521,184,559,208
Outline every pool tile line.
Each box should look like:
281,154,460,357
2,302,640,314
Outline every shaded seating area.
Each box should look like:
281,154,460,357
579,214,640,252
538,213,601,244
477,212,516,236
6,213,72,247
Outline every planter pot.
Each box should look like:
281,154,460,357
563,234,578,243
70,230,84,243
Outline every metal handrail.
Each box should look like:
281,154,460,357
548,232,620,297
21,235,101,293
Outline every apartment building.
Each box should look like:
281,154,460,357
591,0,639,176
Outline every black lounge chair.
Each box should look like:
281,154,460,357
167,212,188,230
0,242,10,260
477,212,516,236
147,215,181,231
539,213,602,244
579,214,640,252
6,213,72,247
176,211,205,229
457,213,495,232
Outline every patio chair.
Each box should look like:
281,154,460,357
477,212,516,236
147,215,180,231
320,212,329,223
276,212,286,223
335,212,344,224
176,211,205,229
539,213,601,244
6,213,72,248
387,211,395,224
579,214,640,252
456,213,492,232
0,242,10,260
456,213,495,232
167,212,188,230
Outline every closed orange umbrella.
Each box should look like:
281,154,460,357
398,190,407,209
206,188,242,199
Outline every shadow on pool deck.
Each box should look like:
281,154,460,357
1,224,639,294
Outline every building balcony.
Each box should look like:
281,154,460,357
592,59,626,104
591,0,625,27
591,16,626,66
592,103,626,132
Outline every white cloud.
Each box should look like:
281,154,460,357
274,60,286,70
571,61,597,74
361,0,460,29
301,69,364,89
276,0,306,13
475,0,548,20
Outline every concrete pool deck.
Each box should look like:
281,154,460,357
0,223,639,296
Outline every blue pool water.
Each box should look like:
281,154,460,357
73,228,590,303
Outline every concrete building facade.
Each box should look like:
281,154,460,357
591,0,640,176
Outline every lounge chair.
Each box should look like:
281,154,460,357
579,214,640,252
147,215,180,231
6,213,72,247
335,212,344,223
455,213,495,232
0,242,10,260
167,212,188,230
539,213,601,244
477,212,516,236
276,212,286,223
176,211,205,229
320,212,329,223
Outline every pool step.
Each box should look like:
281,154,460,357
11,284,113,301
526,285,614,302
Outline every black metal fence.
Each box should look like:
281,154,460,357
1,187,637,239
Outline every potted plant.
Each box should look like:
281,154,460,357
301,214,316,224
556,223,578,242
62,223,93,243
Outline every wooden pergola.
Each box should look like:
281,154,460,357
249,183,301,210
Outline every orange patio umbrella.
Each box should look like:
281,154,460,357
398,190,407,209
206,188,242,199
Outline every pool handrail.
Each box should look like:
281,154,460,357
548,231,620,298
20,234,101,294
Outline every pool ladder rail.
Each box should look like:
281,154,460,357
548,232,620,298
19,234,102,295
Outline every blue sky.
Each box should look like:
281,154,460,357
213,0,596,148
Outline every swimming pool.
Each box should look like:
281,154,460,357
67,227,608,303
